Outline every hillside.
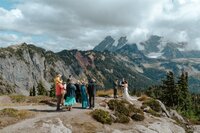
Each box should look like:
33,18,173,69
1,38,200,94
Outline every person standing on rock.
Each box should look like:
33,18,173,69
54,73,64,111
80,79,89,109
113,79,118,98
87,78,96,109
64,79,76,111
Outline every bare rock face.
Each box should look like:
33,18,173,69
0,44,80,95
193,125,200,133
146,119,185,133
157,100,170,117
169,109,186,124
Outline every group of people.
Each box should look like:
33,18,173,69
55,73,137,111
55,74,96,111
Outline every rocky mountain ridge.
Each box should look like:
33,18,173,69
1,40,200,95
94,35,197,59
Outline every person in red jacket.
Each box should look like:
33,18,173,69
55,74,64,111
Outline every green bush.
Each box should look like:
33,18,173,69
108,99,144,116
107,99,118,110
140,105,148,110
114,112,130,123
91,109,112,124
108,99,130,116
131,113,145,121
116,102,130,116
0,108,19,117
107,99,146,124
146,109,161,117
143,99,161,112
129,104,144,115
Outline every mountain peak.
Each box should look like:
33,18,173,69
93,36,115,52
93,36,128,52
116,36,128,49
162,43,183,59
141,35,163,53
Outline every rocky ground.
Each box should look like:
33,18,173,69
0,96,199,133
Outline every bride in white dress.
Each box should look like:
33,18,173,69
122,81,137,104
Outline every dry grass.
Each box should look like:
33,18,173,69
27,96,56,104
8,95,56,105
9,95,27,103
96,89,123,97
138,94,151,102
0,108,35,128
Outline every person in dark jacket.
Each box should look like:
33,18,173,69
87,79,96,109
113,79,118,98
64,79,76,111
75,80,81,103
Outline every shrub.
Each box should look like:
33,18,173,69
0,108,19,117
114,112,130,123
115,102,130,116
9,95,26,103
107,99,119,110
91,109,112,124
140,105,148,110
146,109,161,117
143,99,161,112
129,104,144,115
131,113,145,121
108,99,143,116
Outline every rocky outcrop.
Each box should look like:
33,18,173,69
0,44,80,95
169,109,186,123
0,96,190,133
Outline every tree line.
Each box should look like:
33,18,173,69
29,81,55,97
143,71,200,120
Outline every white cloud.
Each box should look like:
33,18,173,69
0,0,200,51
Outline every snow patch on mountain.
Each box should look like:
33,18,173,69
147,52,163,58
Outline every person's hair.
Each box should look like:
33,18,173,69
67,78,71,83
56,73,62,77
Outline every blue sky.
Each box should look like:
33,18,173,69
0,0,17,9
0,0,200,52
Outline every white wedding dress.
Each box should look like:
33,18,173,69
122,84,137,103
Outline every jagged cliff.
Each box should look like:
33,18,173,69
0,44,78,95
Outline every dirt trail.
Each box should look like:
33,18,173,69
0,103,97,133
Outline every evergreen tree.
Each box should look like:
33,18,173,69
33,86,36,96
161,71,177,107
49,84,56,97
146,85,163,99
162,71,176,107
29,88,33,96
37,81,47,95
177,71,192,111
